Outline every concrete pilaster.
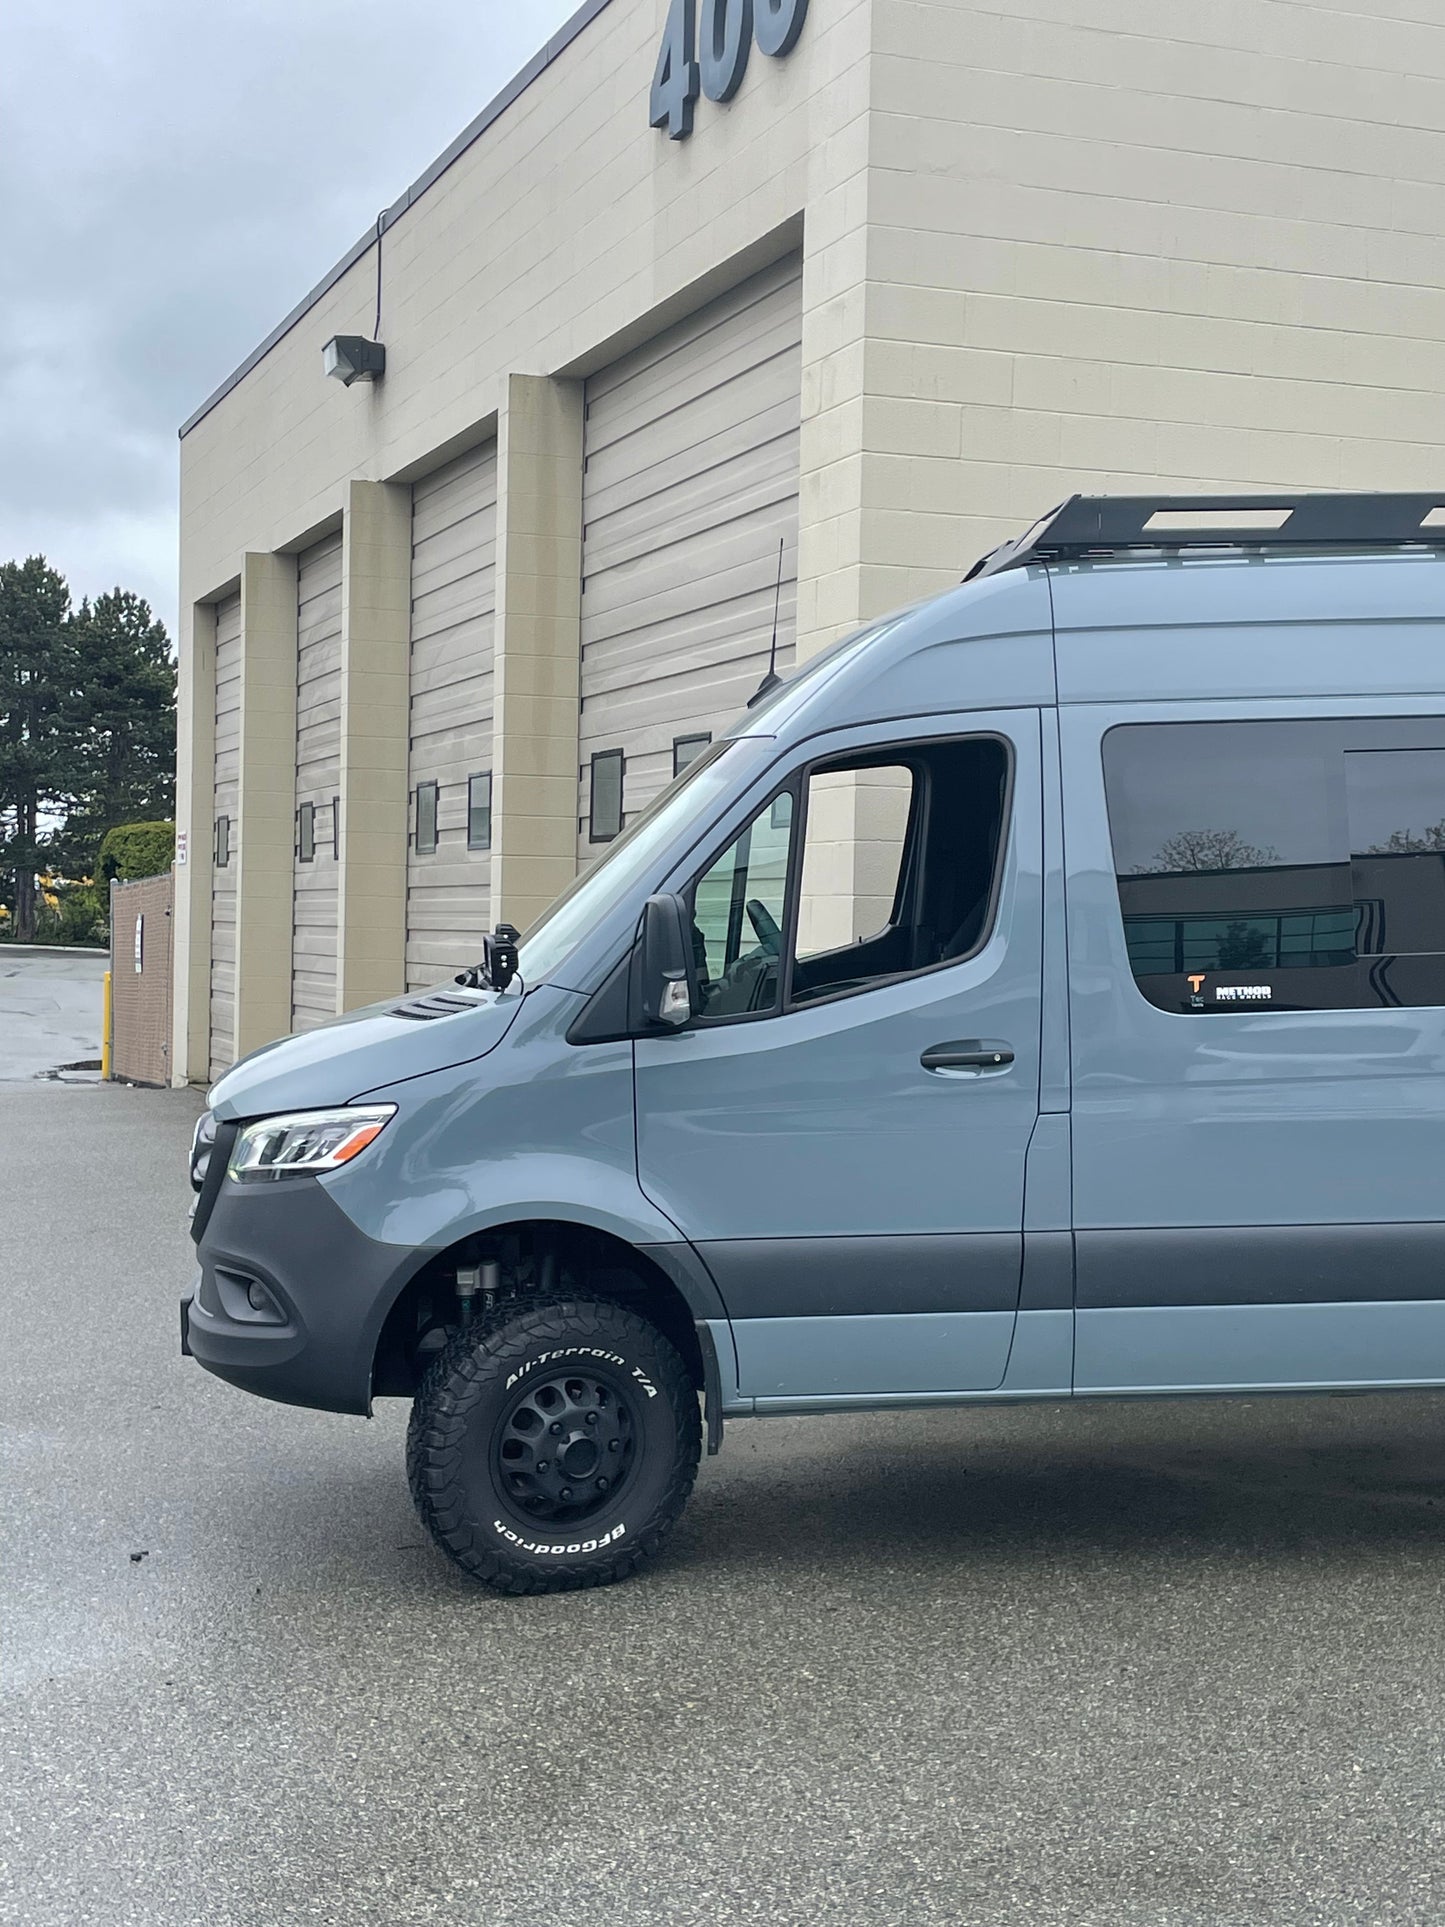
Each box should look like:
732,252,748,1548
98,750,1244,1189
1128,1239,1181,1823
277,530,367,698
172,599,216,1085
491,374,584,935
337,480,411,1010
233,553,298,1058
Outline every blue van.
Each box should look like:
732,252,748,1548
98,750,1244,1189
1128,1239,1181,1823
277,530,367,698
183,493,1445,1593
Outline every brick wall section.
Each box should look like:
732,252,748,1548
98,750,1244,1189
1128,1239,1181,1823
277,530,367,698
111,873,175,1087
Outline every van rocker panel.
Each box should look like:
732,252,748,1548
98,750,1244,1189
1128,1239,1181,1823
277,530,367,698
733,1311,1018,1399
1075,1301,1445,1393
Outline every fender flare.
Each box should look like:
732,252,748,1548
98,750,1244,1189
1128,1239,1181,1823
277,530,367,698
357,1202,736,1413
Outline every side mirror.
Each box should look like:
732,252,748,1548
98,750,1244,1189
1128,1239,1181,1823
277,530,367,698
636,894,697,1029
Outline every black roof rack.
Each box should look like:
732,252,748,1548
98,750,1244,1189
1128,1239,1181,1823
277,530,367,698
965,492,1445,580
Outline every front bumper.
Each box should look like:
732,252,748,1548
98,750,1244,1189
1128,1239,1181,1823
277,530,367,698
184,1170,424,1415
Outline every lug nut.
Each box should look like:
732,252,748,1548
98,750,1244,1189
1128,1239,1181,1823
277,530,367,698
560,1487,573,1501
549,1422,563,1435
586,1413,598,1427
609,1439,620,1452
596,1478,608,1492
536,1461,549,1474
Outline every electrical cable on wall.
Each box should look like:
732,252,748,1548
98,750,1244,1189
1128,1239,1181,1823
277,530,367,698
373,211,385,340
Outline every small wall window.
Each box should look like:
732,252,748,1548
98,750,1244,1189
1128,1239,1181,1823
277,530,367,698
297,801,316,863
673,733,712,777
414,780,439,855
468,773,493,851
589,750,625,843
331,795,340,860
214,814,230,868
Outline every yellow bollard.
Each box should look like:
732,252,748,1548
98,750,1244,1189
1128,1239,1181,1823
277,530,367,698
101,970,113,1080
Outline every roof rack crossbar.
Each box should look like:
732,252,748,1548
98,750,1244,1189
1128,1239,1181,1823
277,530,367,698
966,492,1445,580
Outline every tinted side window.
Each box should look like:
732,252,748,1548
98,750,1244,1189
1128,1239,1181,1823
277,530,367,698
789,739,1009,1008
1103,719,1445,1013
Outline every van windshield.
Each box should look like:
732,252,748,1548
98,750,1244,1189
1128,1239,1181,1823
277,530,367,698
517,742,755,986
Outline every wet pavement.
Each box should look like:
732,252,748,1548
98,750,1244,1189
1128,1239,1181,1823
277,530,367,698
4,1081,1445,1925
0,947,107,1082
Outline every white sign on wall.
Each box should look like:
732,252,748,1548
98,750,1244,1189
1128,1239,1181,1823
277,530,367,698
134,915,144,975
175,829,188,866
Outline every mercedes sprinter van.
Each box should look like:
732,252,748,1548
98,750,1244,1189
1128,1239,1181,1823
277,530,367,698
183,493,1445,1592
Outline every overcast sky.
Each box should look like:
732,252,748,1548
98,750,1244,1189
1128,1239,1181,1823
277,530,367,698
1,0,578,641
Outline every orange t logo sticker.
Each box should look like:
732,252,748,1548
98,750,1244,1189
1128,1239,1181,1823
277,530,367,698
1188,974,1205,993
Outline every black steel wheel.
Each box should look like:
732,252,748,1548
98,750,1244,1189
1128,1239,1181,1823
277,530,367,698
494,1367,639,1525
407,1295,700,1594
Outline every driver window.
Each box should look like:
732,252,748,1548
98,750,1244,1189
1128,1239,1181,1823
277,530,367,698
684,735,1011,1025
789,738,1009,1006
690,791,795,1019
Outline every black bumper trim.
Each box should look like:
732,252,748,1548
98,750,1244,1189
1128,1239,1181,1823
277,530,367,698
188,1176,428,1415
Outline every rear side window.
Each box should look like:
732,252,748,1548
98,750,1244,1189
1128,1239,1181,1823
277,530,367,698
1103,718,1445,1012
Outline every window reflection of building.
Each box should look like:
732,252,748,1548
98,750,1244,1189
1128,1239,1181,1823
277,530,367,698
1351,850,1445,956
1122,850,1445,980
1120,863,1355,975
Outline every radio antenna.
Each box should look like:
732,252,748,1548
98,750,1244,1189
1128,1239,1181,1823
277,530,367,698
747,538,786,707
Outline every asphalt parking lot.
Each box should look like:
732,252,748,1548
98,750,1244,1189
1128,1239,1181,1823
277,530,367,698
4,1084,1445,1925
0,947,106,1082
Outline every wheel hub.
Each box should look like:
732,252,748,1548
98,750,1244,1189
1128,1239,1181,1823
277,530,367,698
495,1370,635,1523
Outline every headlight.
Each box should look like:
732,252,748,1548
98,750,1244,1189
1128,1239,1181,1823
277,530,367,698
227,1105,397,1181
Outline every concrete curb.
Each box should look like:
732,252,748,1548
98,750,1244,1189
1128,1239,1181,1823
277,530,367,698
0,944,110,959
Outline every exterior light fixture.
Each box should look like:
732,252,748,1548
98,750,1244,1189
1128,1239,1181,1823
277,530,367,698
322,335,386,386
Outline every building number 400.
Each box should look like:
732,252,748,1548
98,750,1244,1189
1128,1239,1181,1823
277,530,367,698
650,0,809,140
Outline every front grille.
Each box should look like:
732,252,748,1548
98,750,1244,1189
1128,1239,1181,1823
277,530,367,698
190,1110,218,1191
190,1119,239,1246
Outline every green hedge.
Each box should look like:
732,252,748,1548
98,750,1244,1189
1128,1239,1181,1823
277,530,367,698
98,821,175,884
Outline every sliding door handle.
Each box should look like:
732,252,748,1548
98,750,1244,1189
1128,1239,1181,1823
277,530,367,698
920,1040,1015,1073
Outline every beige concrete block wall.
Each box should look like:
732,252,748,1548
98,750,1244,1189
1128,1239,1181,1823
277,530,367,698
860,0,1445,616
491,375,585,936
233,553,299,1058
338,480,411,1009
179,0,874,613
172,598,217,1084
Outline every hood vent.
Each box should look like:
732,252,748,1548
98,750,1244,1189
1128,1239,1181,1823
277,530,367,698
394,991,481,1022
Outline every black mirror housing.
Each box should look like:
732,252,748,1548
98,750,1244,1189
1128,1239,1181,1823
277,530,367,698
635,894,697,1029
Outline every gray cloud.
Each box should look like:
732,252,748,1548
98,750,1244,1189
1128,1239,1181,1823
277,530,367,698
0,0,579,634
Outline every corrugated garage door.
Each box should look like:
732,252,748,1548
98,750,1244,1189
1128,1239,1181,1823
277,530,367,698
405,444,498,990
577,256,802,857
291,532,342,1029
208,591,242,1080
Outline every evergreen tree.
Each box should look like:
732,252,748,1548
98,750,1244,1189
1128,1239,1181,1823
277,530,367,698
63,589,176,859
0,558,74,942
0,565,176,941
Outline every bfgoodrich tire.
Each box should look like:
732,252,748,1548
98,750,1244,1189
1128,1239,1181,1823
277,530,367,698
406,1296,701,1594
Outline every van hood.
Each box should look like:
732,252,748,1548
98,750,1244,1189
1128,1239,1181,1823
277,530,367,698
207,984,528,1120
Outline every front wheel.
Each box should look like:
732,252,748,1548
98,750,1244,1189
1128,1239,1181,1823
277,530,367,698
406,1296,701,1594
